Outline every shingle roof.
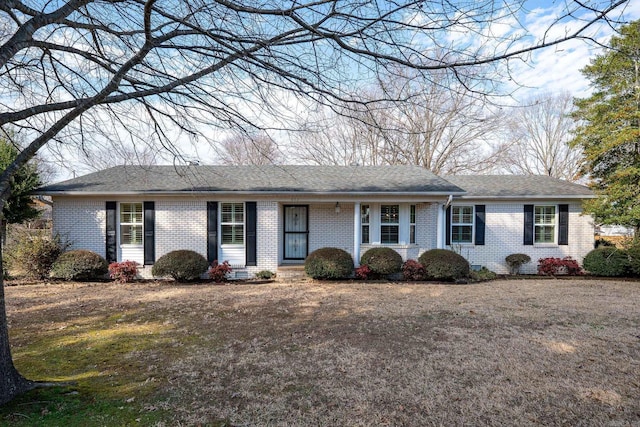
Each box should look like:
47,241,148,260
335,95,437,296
444,175,594,198
38,165,465,195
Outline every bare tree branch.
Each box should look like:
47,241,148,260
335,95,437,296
498,92,583,181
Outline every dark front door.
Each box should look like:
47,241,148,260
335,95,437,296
284,205,308,260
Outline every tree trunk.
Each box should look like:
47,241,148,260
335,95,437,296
0,242,33,405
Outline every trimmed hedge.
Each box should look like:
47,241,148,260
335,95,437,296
505,253,531,275
582,247,629,277
360,247,402,276
418,249,470,281
152,250,209,281
305,247,354,280
50,250,108,281
627,247,640,276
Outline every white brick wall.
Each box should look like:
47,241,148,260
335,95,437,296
52,197,106,256
256,201,279,273
52,197,594,277
418,203,438,251
308,203,354,256
446,201,594,274
155,200,207,259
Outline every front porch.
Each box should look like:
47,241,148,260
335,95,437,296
275,200,447,268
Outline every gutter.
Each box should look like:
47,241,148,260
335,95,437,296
37,190,468,197
454,194,596,200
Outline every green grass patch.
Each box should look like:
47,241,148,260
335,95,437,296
1,309,183,425
0,387,166,427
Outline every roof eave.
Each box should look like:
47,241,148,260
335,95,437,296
40,190,467,197
455,194,596,200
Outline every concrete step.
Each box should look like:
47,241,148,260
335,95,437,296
277,265,307,281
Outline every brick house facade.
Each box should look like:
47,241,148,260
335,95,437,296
40,165,595,276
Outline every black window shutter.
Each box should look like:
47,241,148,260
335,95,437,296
207,202,218,263
445,206,451,246
475,205,485,246
246,202,257,266
558,204,569,245
524,205,534,245
143,201,155,265
106,201,117,263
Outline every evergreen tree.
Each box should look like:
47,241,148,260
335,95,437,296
572,21,640,233
0,138,41,231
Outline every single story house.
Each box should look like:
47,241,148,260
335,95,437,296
37,165,595,276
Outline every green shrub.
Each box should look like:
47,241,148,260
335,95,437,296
470,267,498,282
304,247,354,280
582,247,629,277
418,249,470,281
505,253,531,275
360,247,403,276
628,249,640,276
255,270,276,280
624,239,640,276
50,250,109,281
5,231,67,279
152,250,209,281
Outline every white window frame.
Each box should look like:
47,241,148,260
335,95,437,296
361,204,370,244
380,204,400,244
119,202,143,246
409,205,416,244
220,202,245,246
451,205,474,244
362,204,418,246
534,205,557,244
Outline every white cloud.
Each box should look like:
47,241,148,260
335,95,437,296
505,0,640,100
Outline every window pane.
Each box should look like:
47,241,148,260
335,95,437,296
535,225,555,243
452,206,473,224
362,225,369,244
222,224,244,244
381,205,399,224
410,225,416,244
535,206,555,225
361,205,370,224
410,205,416,224
120,203,142,224
221,205,232,223
462,207,473,224
381,225,399,244
222,203,244,223
120,224,142,245
452,225,473,243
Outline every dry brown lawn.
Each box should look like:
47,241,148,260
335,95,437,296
5,278,640,426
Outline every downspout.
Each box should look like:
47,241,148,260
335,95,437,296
437,195,453,249
354,202,361,267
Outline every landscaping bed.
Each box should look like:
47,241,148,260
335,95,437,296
1,279,639,426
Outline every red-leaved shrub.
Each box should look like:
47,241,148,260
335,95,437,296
402,259,426,281
355,264,372,280
537,257,582,276
108,260,139,283
208,260,232,283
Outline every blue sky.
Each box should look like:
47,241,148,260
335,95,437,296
21,0,640,179
507,0,640,98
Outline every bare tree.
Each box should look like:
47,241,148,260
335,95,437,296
0,0,629,404
292,68,508,174
216,133,283,165
500,92,583,181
